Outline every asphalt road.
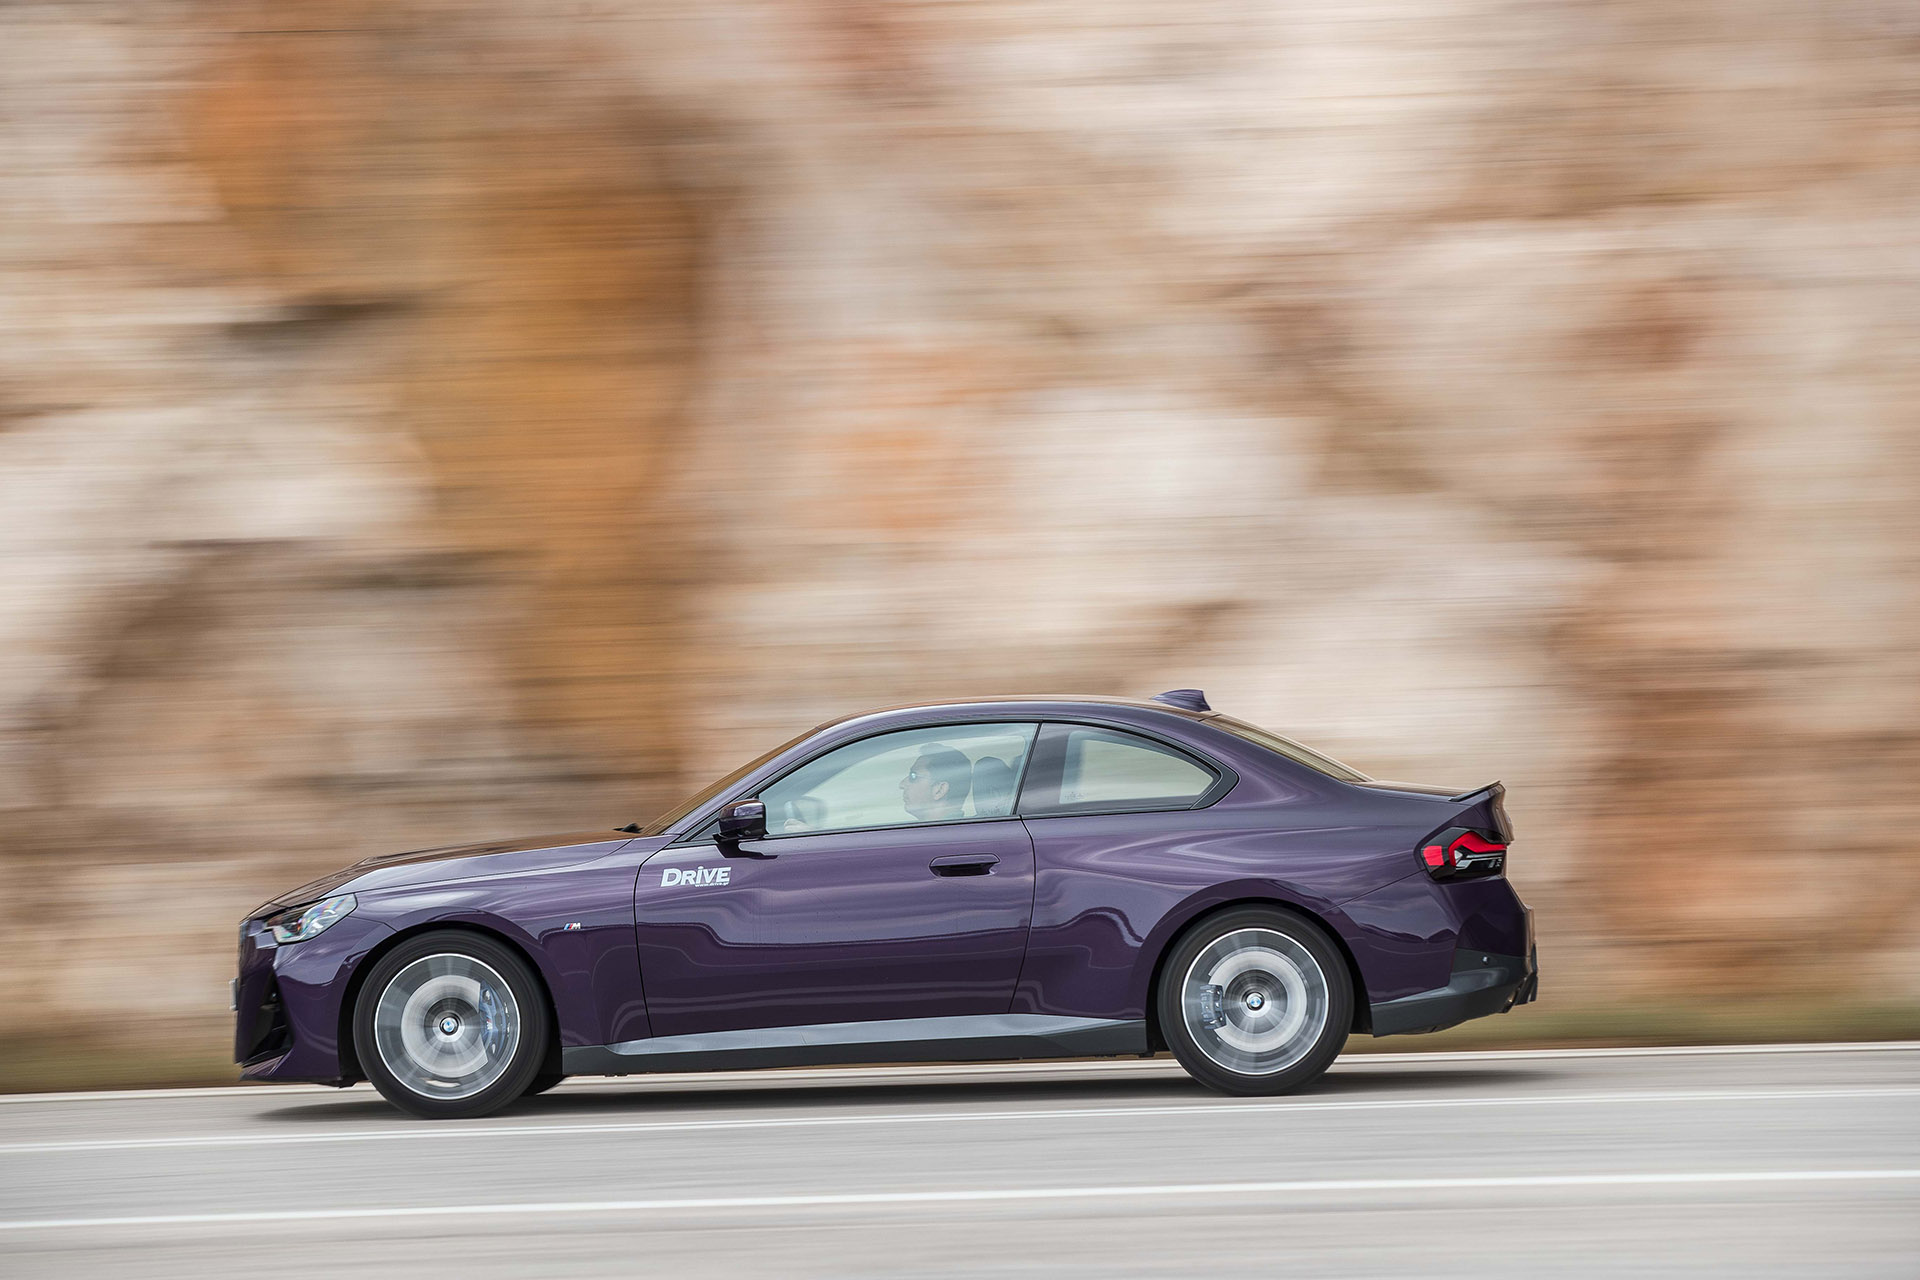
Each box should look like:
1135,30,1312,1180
2,1043,1917,1277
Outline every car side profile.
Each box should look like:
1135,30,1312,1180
234,691,1537,1118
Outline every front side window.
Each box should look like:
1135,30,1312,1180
1021,724,1219,815
756,723,1038,837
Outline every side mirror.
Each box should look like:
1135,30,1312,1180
716,798,767,845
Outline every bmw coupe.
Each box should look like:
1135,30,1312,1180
234,691,1537,1118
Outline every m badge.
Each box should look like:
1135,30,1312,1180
661,866,731,888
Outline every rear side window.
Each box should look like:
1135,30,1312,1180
1019,724,1220,816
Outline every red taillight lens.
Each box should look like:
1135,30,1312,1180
1420,827,1507,878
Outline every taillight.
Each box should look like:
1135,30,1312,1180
1419,826,1507,879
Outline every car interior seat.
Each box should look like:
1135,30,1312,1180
970,756,1017,817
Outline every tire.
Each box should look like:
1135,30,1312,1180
523,1071,565,1097
1156,906,1352,1097
353,930,551,1120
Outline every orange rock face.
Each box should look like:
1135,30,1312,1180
1,1,1917,1054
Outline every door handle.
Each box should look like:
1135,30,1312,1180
929,853,999,877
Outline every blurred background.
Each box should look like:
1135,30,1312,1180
2,0,1918,1089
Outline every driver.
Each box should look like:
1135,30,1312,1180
900,745,972,821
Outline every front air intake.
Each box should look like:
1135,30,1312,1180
241,978,293,1066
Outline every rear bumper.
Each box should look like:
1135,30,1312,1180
1368,945,1538,1037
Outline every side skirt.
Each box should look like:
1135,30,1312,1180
561,1013,1149,1076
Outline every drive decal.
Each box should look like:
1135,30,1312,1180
661,866,731,888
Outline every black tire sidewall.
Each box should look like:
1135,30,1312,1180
1156,906,1352,1097
353,929,551,1120
523,1071,566,1097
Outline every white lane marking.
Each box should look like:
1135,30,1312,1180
3,1169,1917,1232
6,1086,1917,1156
3,1040,1916,1105
1338,1040,1920,1064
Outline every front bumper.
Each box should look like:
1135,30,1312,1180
1368,945,1539,1037
233,912,392,1083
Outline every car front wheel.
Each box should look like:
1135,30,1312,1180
354,930,551,1120
1157,906,1352,1096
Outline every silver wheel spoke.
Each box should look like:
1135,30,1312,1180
374,953,521,1100
1180,928,1328,1076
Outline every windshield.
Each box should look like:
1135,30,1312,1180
1206,714,1371,783
636,725,818,836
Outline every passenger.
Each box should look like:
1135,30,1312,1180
900,745,972,821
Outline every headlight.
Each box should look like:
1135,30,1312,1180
268,893,357,944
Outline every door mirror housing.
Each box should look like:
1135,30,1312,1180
716,798,767,844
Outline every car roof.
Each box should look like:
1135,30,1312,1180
815,694,1211,733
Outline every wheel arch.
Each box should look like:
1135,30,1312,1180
336,921,564,1085
1138,892,1372,1053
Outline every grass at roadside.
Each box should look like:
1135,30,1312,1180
0,1035,241,1095
4,1001,1916,1095
1346,998,1920,1054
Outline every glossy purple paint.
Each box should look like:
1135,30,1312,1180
236,696,1535,1084
635,820,1036,1036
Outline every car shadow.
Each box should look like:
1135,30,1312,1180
257,1061,1564,1124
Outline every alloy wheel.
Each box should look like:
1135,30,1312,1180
372,952,523,1100
1179,926,1330,1076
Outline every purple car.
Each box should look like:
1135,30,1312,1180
234,691,1536,1118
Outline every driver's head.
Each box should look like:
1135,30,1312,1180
901,745,972,821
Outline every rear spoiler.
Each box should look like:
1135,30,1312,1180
1448,781,1511,843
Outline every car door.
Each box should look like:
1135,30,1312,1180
1011,721,1235,1020
633,721,1039,1038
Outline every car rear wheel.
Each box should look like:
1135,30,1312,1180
354,930,550,1120
523,1071,565,1096
1157,906,1351,1096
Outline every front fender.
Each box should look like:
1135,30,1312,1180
353,858,646,1053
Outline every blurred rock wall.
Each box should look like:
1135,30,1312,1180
3,0,1918,1052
